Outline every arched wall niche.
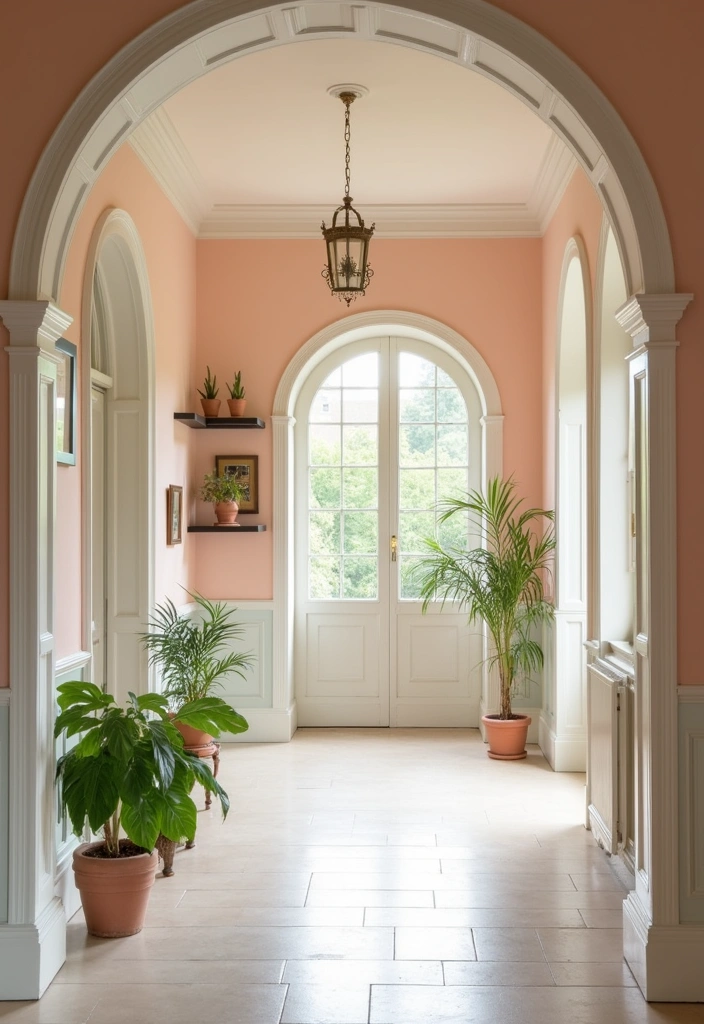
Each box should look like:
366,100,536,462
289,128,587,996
79,208,156,707
9,0,674,304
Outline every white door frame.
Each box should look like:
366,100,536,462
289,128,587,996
271,311,504,736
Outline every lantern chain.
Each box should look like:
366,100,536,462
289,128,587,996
344,97,351,199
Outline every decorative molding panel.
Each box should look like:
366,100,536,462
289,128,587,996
0,703,8,923
679,698,704,923
132,108,576,238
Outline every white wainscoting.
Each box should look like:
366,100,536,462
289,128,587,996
0,691,9,924
678,687,704,924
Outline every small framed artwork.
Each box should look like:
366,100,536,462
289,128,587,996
166,485,183,545
55,338,77,465
215,455,259,514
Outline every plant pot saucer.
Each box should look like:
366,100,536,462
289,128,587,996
487,749,528,760
213,521,240,526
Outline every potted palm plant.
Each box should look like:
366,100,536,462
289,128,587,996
55,681,239,937
199,469,244,525
140,591,254,747
415,476,555,760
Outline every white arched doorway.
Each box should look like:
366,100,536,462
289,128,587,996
271,311,503,737
0,0,695,1003
80,209,156,709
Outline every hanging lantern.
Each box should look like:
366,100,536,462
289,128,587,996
321,86,374,306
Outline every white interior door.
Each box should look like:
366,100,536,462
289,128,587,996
90,384,107,690
295,337,482,727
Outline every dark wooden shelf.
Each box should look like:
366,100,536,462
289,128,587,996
175,413,265,429
187,524,267,533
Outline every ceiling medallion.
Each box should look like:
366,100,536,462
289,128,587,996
321,84,375,306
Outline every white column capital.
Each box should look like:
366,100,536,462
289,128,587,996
271,414,296,428
0,300,72,348
615,293,692,345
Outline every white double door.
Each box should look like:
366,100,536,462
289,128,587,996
294,336,483,727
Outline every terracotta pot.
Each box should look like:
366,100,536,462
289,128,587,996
227,398,247,417
200,398,221,417
174,719,213,747
214,500,239,525
482,714,532,760
73,841,157,937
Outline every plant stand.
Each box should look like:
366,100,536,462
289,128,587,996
156,742,221,877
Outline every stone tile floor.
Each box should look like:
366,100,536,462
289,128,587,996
1,728,701,1022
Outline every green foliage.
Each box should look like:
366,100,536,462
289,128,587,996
140,591,255,708
227,371,245,399
199,470,244,505
54,682,233,856
414,476,555,719
197,366,218,400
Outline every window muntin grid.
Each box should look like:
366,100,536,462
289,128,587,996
308,353,379,600
397,353,470,599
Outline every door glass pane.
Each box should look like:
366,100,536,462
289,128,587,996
308,354,379,599
397,353,470,599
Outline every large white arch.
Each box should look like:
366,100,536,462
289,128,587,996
10,0,672,302
269,309,504,737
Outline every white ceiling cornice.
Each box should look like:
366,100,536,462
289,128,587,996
129,109,210,235
130,108,576,239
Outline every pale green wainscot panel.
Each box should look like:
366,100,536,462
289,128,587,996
679,698,704,923
0,700,8,922
216,607,274,712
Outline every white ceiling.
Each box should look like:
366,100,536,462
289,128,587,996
131,39,575,236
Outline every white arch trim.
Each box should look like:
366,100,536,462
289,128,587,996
270,309,504,734
79,208,157,703
10,0,673,303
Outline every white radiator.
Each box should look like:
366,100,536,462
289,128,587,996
587,660,624,855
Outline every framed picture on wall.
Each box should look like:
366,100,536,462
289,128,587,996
166,485,183,544
215,455,259,514
56,338,77,465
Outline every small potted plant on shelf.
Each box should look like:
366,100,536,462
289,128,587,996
227,370,247,417
198,366,220,417
54,681,238,937
415,476,555,760
199,469,244,525
140,591,253,748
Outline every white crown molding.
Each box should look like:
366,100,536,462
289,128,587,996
132,112,577,239
129,108,209,235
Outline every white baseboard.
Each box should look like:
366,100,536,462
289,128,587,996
226,705,296,743
623,893,704,1000
0,898,66,999
538,712,586,771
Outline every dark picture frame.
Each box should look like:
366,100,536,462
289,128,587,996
56,338,77,465
215,455,259,514
166,485,183,545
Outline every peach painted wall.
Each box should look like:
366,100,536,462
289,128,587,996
1,0,704,682
57,143,197,660
541,168,604,513
194,237,543,598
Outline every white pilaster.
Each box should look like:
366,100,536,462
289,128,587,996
271,414,297,738
616,292,693,1000
0,300,72,999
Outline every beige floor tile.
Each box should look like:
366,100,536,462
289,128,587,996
306,889,435,908
0,985,101,1022
282,960,443,985
53,959,284,986
443,961,556,986
578,909,625,928
87,983,286,1024
394,927,477,961
434,889,626,910
177,888,309,908
281,983,370,1024
472,927,546,962
364,907,584,929
538,928,624,962
549,962,637,986
570,872,627,892
141,906,364,927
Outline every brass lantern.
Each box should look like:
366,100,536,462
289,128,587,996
322,87,374,306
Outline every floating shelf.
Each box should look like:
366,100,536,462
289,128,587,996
187,524,267,533
175,413,265,429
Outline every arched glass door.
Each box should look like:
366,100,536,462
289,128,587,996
294,336,483,727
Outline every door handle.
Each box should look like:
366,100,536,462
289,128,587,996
391,535,397,562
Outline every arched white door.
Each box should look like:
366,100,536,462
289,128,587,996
294,335,483,727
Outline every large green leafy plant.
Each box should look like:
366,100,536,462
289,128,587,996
55,683,246,855
140,592,254,708
415,476,555,720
